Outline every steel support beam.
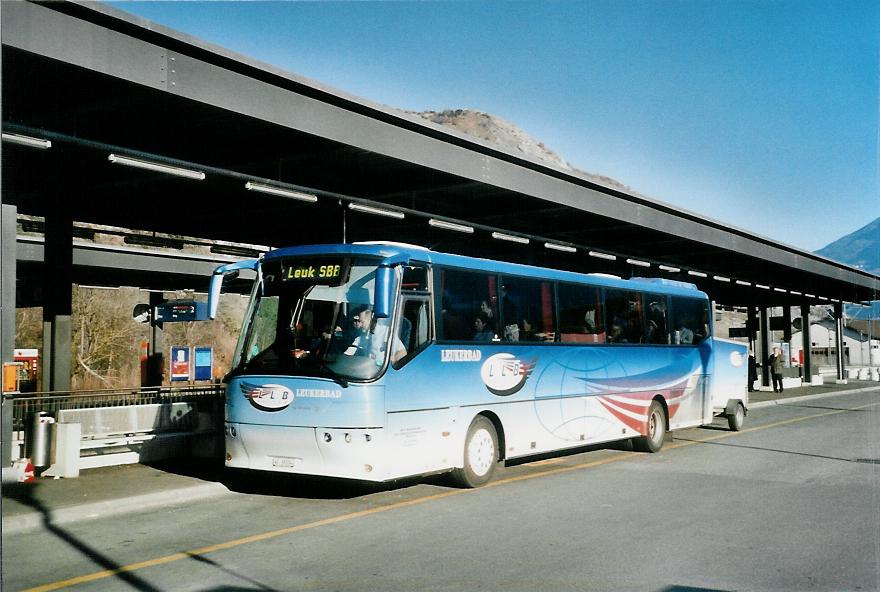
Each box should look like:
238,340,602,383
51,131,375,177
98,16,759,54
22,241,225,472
1,205,15,467
42,197,73,392
801,303,812,383
834,301,846,382
760,308,771,388
147,291,165,387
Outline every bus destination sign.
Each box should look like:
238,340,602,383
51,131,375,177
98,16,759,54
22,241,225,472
281,261,343,284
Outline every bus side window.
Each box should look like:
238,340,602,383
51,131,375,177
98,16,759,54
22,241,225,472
605,290,642,344
437,268,498,341
401,266,428,291
644,294,669,344
558,283,604,343
499,278,556,342
394,296,431,367
670,297,709,345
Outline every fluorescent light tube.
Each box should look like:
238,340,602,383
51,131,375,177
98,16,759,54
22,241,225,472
688,271,707,278
348,203,405,219
713,276,731,282
588,251,616,261
491,232,529,244
429,219,474,233
544,242,576,253
659,265,680,273
2,133,52,149
108,154,205,180
626,258,650,267
736,280,751,286
245,182,317,202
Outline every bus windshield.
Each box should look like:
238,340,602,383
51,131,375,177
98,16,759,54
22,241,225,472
229,257,400,382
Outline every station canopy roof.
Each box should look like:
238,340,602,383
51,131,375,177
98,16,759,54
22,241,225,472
2,0,877,307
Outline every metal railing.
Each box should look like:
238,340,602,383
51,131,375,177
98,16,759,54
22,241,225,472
6,385,225,432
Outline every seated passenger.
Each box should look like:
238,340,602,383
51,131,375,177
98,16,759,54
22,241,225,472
677,320,695,345
473,312,495,341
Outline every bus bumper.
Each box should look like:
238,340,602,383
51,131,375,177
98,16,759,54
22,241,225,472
225,423,387,481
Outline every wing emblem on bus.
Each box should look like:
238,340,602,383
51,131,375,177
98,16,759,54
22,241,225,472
480,353,536,397
240,382,294,411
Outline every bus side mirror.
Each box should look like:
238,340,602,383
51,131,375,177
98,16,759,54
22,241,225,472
208,260,258,320
374,266,394,319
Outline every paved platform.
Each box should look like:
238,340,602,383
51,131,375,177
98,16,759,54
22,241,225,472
2,380,878,535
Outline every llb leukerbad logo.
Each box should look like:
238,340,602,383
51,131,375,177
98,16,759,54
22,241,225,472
480,353,534,396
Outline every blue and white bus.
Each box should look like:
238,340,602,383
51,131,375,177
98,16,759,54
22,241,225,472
209,242,748,487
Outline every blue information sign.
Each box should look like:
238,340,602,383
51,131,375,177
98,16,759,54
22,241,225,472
194,347,213,381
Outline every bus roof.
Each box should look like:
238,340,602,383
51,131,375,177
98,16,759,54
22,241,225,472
263,242,708,299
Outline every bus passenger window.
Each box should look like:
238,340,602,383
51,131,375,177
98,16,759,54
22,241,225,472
645,294,669,344
500,278,555,342
437,268,498,341
605,290,642,343
558,283,604,343
671,297,710,345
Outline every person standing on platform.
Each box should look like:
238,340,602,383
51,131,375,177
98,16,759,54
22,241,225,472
767,346,784,393
748,350,758,392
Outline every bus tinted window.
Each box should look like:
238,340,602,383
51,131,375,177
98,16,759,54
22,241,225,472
438,268,498,341
671,297,710,345
605,290,643,344
644,293,669,344
558,283,604,343
401,265,428,291
500,278,556,342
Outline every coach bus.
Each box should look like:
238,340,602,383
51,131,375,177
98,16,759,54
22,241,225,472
208,242,748,487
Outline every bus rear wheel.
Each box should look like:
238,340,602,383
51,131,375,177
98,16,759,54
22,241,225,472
633,400,666,453
727,402,745,431
451,416,499,488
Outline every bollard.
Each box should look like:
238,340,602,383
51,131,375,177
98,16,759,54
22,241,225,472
27,412,55,468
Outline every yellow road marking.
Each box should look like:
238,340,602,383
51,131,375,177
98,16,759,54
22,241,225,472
23,400,879,592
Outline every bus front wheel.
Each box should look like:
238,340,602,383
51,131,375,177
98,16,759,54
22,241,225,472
633,400,666,453
451,416,499,488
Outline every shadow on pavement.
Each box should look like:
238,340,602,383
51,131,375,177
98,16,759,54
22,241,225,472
186,552,279,591
2,481,163,592
145,458,447,500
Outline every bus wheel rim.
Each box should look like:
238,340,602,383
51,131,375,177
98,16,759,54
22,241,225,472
468,428,494,476
649,409,660,443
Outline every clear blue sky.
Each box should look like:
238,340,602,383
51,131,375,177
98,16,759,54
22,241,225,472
107,1,878,252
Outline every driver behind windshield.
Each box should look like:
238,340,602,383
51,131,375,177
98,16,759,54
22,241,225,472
342,305,407,363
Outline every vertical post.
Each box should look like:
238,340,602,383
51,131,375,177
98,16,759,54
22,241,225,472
760,307,771,388
147,291,165,386
747,306,758,347
834,300,846,383
781,305,792,343
0,4,13,468
1,204,16,467
43,197,73,392
801,303,812,383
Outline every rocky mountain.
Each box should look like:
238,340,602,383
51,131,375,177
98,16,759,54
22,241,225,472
815,217,880,274
409,109,629,191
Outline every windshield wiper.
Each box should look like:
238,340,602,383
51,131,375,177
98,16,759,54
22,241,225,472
317,361,348,388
